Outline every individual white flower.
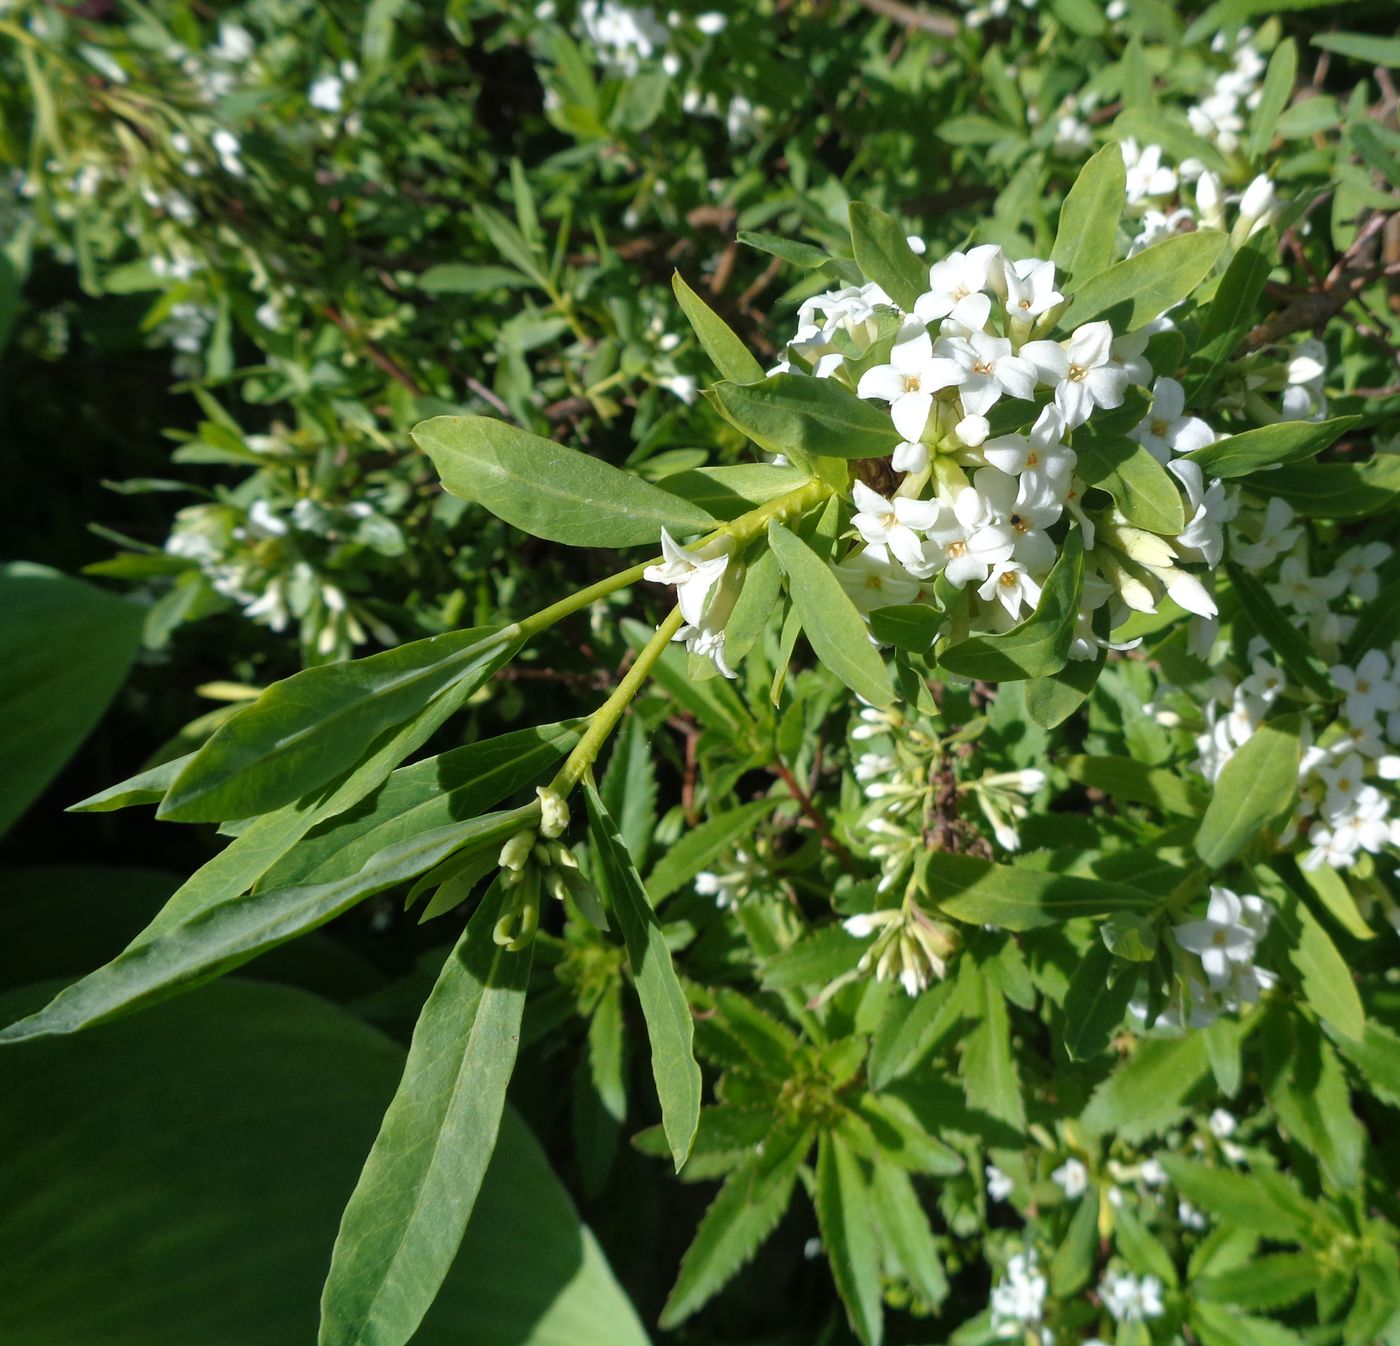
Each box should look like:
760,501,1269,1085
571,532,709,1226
937,330,1038,415
979,559,1043,622
849,481,942,576
914,244,1004,330
1169,458,1231,568
986,1163,1014,1202
1179,1199,1209,1230
1140,1158,1168,1187
1231,497,1300,571
891,439,929,474
981,404,1075,489
856,324,962,441
1331,651,1399,726
309,74,344,112
1020,321,1130,428
1174,887,1259,989
833,543,921,614
1236,174,1277,234
1330,541,1391,603
211,127,243,176
1269,555,1346,616
1004,257,1064,324
1131,377,1216,461
920,488,1016,588
1051,1157,1089,1199
991,1251,1047,1332
1122,139,1178,205
975,466,1062,571
1208,1107,1237,1139
644,528,731,627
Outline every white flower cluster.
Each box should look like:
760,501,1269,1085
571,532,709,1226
1170,885,1277,1027
1189,498,1400,886
1099,1269,1166,1323
1188,28,1267,154
990,1250,1047,1337
774,241,1225,659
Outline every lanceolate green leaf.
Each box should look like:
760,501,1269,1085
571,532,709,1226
160,626,521,823
848,201,928,311
1226,565,1334,699
1051,141,1127,283
1185,415,1360,479
1159,1157,1317,1241
671,272,765,385
868,1162,949,1309
960,975,1025,1133
1063,229,1226,331
1247,39,1297,163
656,465,810,520
644,797,783,904
1063,754,1209,817
939,529,1084,681
1249,454,1400,519
318,880,532,1346
414,415,717,547
769,522,896,707
0,812,527,1045
1025,648,1105,729
923,849,1155,930
69,751,194,813
585,781,702,1171
1194,715,1301,869
816,1134,884,1346
1062,941,1136,1060
708,375,900,462
1074,437,1186,534
1184,232,1274,402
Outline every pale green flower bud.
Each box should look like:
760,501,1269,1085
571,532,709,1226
536,786,570,839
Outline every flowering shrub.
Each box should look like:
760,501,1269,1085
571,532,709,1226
5,4,1400,1346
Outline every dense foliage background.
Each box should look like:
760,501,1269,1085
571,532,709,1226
3,2,1400,1344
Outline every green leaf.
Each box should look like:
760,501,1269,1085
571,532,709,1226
869,1162,948,1308
1185,416,1360,479
672,272,765,385
1074,436,1186,534
1063,230,1227,331
1051,0,1105,35
1025,650,1105,729
939,529,1084,681
868,603,942,652
960,975,1025,1133
1191,1303,1308,1346
1113,1200,1179,1287
1194,715,1302,869
659,1125,807,1328
1159,1157,1317,1241
415,416,717,547
708,375,900,462
1050,1192,1100,1295
474,203,547,285
816,1134,884,1346
1226,565,1334,699
585,781,702,1170
1082,1035,1213,1141
1199,1253,1321,1311
924,851,1155,930
1248,454,1400,519
769,522,895,707
1333,1020,1400,1109
1247,39,1297,162
416,263,530,294
1062,942,1136,1060
1310,30,1400,67
736,230,862,282
848,202,927,311
644,798,782,904
0,564,142,837
0,979,649,1346
160,626,520,823
723,546,783,664
68,752,194,814
1265,1022,1363,1187
1063,754,1208,817
1051,141,1127,283
657,465,810,520
600,712,658,870
0,812,526,1045
761,924,866,991
1184,232,1274,403
318,879,532,1346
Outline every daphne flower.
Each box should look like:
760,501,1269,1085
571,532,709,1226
833,544,921,614
644,528,731,627
1132,377,1216,461
921,488,1016,588
1051,1157,1089,1199
937,330,1038,415
1004,257,1064,323
849,481,942,576
1174,887,1258,989
1021,321,1130,428
856,324,962,441
914,244,1004,330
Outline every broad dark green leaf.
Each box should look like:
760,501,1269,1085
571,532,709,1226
1226,565,1334,699
868,603,942,653
1082,1035,1212,1141
1063,754,1208,817
657,465,810,520
415,415,716,547
585,781,701,1170
769,521,895,707
960,974,1025,1133
0,811,527,1045
1025,650,1105,729
1194,715,1301,869
816,1134,884,1346
671,272,765,385
925,850,1155,930
868,1162,948,1308
659,1128,806,1328
939,530,1084,682
1063,230,1226,331
1051,142,1127,283
1250,454,1400,519
1184,232,1274,402
0,979,646,1346
708,375,900,462
319,880,532,1346
761,924,866,991
848,202,927,311
1062,942,1136,1059
1074,437,1186,534
0,563,143,837
1185,416,1359,479
161,626,521,823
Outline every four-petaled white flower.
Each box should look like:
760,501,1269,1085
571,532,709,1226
856,324,962,441
1021,320,1130,427
1132,377,1216,462
849,481,942,576
1174,887,1259,989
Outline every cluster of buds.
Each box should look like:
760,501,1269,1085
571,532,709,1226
842,901,961,997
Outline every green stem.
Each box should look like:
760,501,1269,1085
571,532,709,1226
517,559,655,640
549,606,687,797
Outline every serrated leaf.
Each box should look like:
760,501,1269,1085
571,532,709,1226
415,415,717,547
816,1134,884,1346
672,272,765,385
317,879,531,1346
1194,715,1302,869
769,522,895,707
585,781,701,1171
1159,1157,1317,1241
1081,1035,1212,1141
869,1162,948,1308
1063,230,1227,331
960,975,1025,1134
600,712,658,870
1052,141,1127,283
644,798,782,904
160,627,520,823
1199,1253,1321,1311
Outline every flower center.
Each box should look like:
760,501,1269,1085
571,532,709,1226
999,571,1018,587
903,374,921,393
1151,419,1169,436
1068,363,1088,382
946,541,966,558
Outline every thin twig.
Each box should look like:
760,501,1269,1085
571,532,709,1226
855,0,959,38
321,305,422,395
465,375,513,420
771,758,862,875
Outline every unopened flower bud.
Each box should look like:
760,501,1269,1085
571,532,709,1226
498,829,535,872
536,786,569,838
